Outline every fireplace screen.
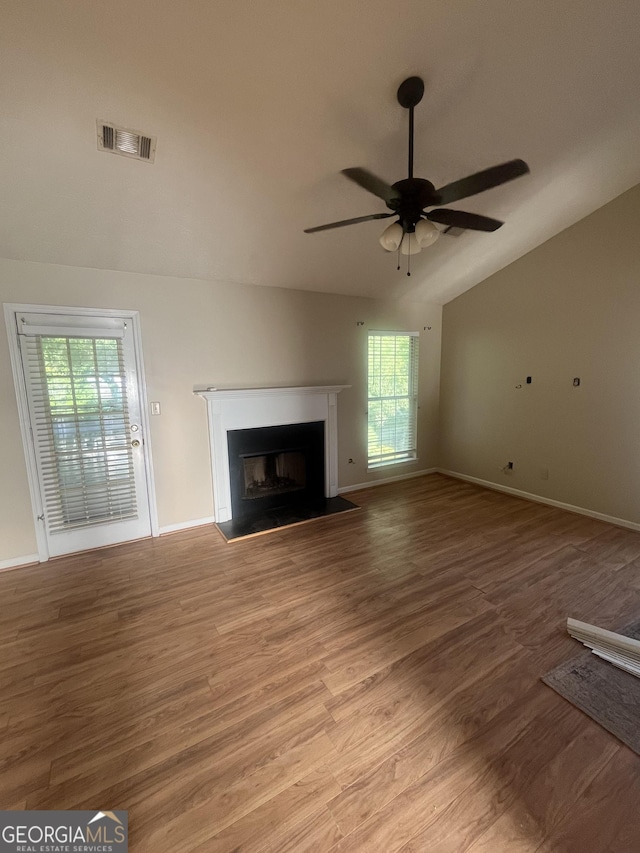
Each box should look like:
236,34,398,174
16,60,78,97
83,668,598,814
242,450,306,499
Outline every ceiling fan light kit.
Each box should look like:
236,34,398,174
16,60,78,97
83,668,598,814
305,76,530,275
379,221,403,251
400,232,422,256
414,218,440,248
379,218,439,253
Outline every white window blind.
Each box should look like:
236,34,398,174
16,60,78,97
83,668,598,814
19,332,138,534
368,331,419,467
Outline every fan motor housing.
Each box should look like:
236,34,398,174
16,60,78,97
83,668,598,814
389,178,437,229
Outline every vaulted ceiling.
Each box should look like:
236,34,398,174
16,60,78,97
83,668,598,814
3,1,640,304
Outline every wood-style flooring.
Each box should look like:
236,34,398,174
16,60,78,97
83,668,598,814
2,473,640,851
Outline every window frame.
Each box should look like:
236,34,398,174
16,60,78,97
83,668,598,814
367,330,419,469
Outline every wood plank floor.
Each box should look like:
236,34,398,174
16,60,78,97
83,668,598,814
2,473,640,851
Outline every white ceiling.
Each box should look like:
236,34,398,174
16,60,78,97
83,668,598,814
2,0,640,304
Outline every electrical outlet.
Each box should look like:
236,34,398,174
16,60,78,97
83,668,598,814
150,401,161,415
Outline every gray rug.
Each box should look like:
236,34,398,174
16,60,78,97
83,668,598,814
542,620,640,755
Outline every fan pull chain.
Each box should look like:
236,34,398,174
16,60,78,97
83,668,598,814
397,244,401,271
407,250,411,277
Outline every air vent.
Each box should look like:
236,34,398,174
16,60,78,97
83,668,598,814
97,121,156,163
102,125,115,150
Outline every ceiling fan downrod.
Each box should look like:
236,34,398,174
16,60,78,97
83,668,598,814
396,76,424,181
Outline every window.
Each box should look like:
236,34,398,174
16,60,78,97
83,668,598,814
20,328,137,531
367,331,419,467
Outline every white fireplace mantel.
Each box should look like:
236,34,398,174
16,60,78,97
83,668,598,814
194,385,350,523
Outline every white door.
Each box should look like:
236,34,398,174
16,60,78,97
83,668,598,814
14,310,153,557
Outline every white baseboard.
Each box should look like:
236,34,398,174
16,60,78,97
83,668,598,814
438,468,640,533
338,468,437,495
0,553,40,572
158,516,215,536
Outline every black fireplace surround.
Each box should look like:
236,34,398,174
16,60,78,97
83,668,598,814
227,421,325,521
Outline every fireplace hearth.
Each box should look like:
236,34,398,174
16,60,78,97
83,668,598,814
215,494,358,540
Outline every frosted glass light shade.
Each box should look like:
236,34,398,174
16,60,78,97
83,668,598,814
379,222,403,251
400,233,422,255
415,218,440,248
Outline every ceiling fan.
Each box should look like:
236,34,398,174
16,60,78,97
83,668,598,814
304,76,529,271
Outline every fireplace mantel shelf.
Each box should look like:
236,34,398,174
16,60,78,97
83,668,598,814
195,385,349,523
194,385,350,399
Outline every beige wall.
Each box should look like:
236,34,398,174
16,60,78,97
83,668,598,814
0,258,442,563
440,183,640,525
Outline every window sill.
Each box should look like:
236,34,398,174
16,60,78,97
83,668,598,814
368,457,419,471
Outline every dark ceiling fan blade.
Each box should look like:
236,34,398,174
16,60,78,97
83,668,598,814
434,159,529,206
341,168,400,205
304,212,394,234
426,209,504,232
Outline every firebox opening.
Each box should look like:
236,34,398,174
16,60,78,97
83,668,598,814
242,450,306,500
227,420,325,523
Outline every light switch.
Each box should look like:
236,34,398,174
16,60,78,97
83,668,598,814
150,401,161,415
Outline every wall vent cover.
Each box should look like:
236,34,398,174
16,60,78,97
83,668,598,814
97,121,156,163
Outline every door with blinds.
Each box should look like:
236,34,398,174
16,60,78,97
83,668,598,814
15,310,152,557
